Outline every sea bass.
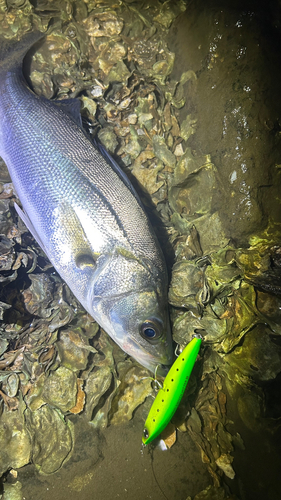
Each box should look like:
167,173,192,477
0,30,173,375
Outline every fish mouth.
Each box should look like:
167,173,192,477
120,335,173,376
137,357,172,377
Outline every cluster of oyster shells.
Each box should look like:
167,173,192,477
0,1,281,499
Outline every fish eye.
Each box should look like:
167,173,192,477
140,318,163,343
143,327,156,338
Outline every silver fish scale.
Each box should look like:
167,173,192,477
1,73,164,273
0,31,173,373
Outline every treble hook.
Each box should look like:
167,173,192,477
140,364,163,391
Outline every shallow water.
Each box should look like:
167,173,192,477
169,2,281,499
15,407,210,500
1,1,281,500
170,0,281,244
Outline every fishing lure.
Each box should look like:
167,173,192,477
142,334,203,445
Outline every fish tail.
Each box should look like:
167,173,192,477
0,30,45,71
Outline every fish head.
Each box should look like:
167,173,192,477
88,251,173,376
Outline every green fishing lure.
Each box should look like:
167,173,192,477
142,334,202,445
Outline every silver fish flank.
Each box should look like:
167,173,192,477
0,30,173,375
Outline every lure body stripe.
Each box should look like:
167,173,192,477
142,336,202,445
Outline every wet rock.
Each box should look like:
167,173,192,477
193,212,230,254
237,389,265,432
4,373,19,398
0,3,280,498
131,157,165,203
83,331,118,427
84,365,114,426
2,480,23,500
172,306,227,347
0,302,11,322
169,260,205,310
110,366,152,425
0,400,31,476
22,274,54,318
154,0,186,29
57,327,97,372
97,127,118,154
168,150,216,219
0,234,15,271
25,405,73,474
180,114,197,141
83,11,123,40
187,484,238,500
122,126,142,159
104,60,131,86
224,325,281,382
41,366,77,413
215,454,235,479
153,135,176,168
69,378,85,414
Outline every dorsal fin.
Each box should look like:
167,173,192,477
50,98,82,127
93,138,145,210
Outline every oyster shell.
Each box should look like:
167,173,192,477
0,3,280,499
25,404,73,474
110,366,152,425
0,398,31,476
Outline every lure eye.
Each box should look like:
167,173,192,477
140,319,163,343
143,428,149,439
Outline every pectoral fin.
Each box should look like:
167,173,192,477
53,200,100,270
